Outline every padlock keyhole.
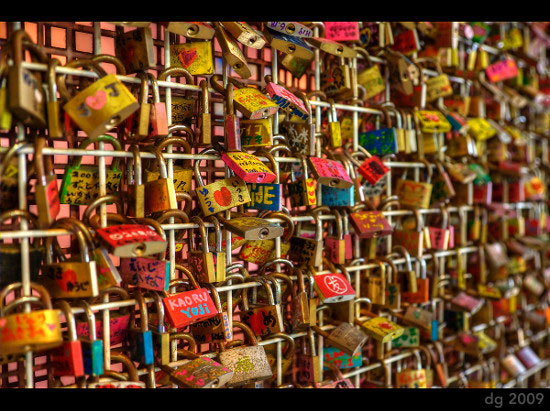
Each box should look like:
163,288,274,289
258,228,270,239
133,243,146,256
286,24,296,34
287,45,296,54
109,115,121,126
187,25,199,36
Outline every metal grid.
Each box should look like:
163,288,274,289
0,21,549,388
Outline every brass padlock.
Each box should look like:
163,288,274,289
312,323,367,357
0,282,63,357
213,22,251,79
188,215,226,284
41,219,99,299
157,67,196,128
221,22,266,49
114,26,155,73
59,58,139,138
170,39,214,76
33,137,60,227
7,30,48,127
160,22,215,39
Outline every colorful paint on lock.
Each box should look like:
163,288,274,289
240,118,272,147
244,183,280,211
265,82,309,120
195,176,251,216
358,128,398,156
322,347,362,370
163,288,218,328
119,257,170,292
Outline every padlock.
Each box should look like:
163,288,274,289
144,134,194,194
59,134,123,205
156,66,196,129
0,143,27,213
62,217,122,292
266,21,313,38
308,261,356,304
320,53,354,99
263,27,314,61
162,270,218,329
312,322,367,357
430,160,456,206
145,73,169,139
188,216,226,284
45,58,63,138
194,148,251,217
213,23,251,79
354,47,386,100
384,48,414,96
189,284,232,345
427,207,451,251
49,300,85,377
244,148,286,211
0,282,63,357
87,352,145,388
393,210,428,258
119,233,171,293
6,30,48,127
392,245,418,294
287,155,317,208
161,21,215,39
124,72,151,141
126,145,145,218
241,117,273,148
59,58,139,138
325,209,346,265
114,25,155,73
358,105,398,157
170,38,214,76
33,137,60,227
401,258,431,304
220,149,277,184
239,212,294,265
75,300,104,377
0,210,44,287
264,75,309,121
395,160,434,209
395,347,429,388
210,75,279,120
143,144,178,214
297,328,322,384
77,287,131,346
141,290,170,366
217,321,273,387
221,22,266,49
159,332,233,388
363,260,387,306
354,298,404,344
263,332,295,380
308,156,353,189
209,78,240,151
83,195,167,258
0,53,13,132
126,292,154,366
41,219,99,299
240,277,284,337
289,209,324,267
280,90,316,157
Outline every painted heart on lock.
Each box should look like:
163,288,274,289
0,318,6,328
178,48,197,68
213,187,232,207
56,269,77,292
85,90,107,111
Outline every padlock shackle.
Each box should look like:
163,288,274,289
56,58,108,100
172,264,200,291
90,54,127,75
71,134,122,170
158,67,195,85
155,135,193,169
54,299,78,342
267,332,296,360
110,352,140,382
392,245,413,272
188,215,210,255
82,195,125,226
129,145,142,186
169,332,199,359
258,258,294,276
75,299,98,341
265,211,295,242
0,282,53,314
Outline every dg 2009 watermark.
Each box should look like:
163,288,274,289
485,392,545,408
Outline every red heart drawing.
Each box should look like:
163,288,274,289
47,323,57,331
0,318,6,328
178,48,197,68
56,269,77,292
213,187,232,207
85,89,107,111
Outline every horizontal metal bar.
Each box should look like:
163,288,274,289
0,207,476,240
